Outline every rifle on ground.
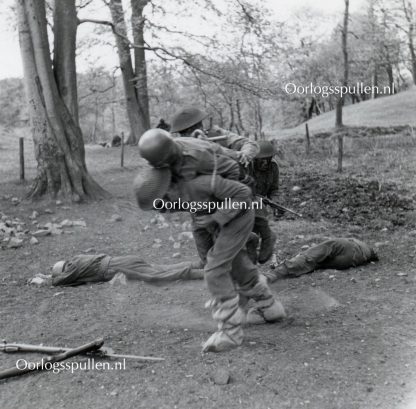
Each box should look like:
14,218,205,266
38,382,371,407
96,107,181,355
257,195,303,218
0,341,165,362
0,338,104,380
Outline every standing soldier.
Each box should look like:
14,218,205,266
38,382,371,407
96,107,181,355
251,140,280,263
134,166,286,353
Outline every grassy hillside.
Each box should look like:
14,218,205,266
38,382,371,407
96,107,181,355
278,86,416,139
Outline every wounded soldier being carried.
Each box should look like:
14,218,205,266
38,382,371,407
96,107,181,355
264,238,379,282
31,254,204,286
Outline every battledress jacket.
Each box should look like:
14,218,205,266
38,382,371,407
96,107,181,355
171,137,241,182
208,126,259,162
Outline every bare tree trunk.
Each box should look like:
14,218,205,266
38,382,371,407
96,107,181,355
131,0,150,130
337,133,343,172
336,0,349,172
386,64,395,92
236,98,245,133
335,100,343,127
109,0,144,144
409,28,416,85
228,101,236,131
255,99,263,137
111,86,116,136
53,0,79,125
17,0,108,201
92,96,99,143
371,69,378,99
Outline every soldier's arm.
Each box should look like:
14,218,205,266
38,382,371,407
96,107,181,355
226,134,259,161
212,127,260,161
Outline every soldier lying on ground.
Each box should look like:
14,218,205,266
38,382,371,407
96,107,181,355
264,238,378,283
48,255,203,286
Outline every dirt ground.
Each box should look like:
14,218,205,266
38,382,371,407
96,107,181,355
1,129,416,409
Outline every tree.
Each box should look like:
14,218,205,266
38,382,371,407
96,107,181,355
53,0,79,124
336,0,350,172
399,0,416,84
131,0,150,130
16,0,108,201
103,0,145,144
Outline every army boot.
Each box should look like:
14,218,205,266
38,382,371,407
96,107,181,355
202,295,244,353
246,233,259,264
262,263,289,283
240,274,286,325
258,228,277,264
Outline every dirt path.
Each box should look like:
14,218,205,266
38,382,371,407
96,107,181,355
1,138,416,409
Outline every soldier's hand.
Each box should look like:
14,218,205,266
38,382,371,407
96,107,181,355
237,152,251,167
193,214,215,228
191,129,207,140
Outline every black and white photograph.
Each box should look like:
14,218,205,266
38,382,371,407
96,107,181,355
0,0,416,407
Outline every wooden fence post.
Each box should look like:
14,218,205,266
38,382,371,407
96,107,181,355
19,137,25,181
305,123,310,156
337,133,343,173
121,132,125,168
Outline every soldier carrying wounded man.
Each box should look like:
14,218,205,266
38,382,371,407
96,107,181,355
169,107,277,264
135,130,286,353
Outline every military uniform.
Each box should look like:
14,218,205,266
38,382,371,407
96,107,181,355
207,126,259,163
249,151,280,263
136,129,286,352
253,159,279,201
264,238,378,282
171,137,241,182
169,137,247,265
173,174,285,351
52,255,203,286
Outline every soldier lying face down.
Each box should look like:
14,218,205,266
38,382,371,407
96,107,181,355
264,238,378,283
49,255,204,286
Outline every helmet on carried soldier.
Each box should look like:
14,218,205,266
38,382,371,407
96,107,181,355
170,107,208,133
134,167,172,210
138,129,176,167
256,141,274,159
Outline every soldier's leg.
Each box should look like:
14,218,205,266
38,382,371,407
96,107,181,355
231,250,286,325
191,222,214,267
202,211,254,352
265,240,338,282
245,232,259,264
253,207,276,264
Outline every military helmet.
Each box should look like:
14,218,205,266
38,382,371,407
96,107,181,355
138,129,176,167
256,141,275,159
170,107,208,133
133,167,172,210
52,261,66,276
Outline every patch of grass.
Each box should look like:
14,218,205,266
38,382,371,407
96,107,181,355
276,86,416,139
